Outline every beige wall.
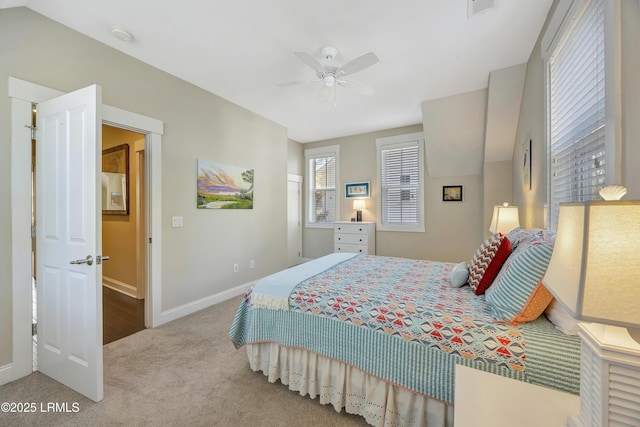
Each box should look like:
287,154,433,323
0,7,289,366
302,123,483,263
287,139,303,176
513,0,640,225
483,160,514,238
102,125,143,289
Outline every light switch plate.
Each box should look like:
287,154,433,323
171,216,183,228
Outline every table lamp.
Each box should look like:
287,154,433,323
488,202,520,234
542,185,640,427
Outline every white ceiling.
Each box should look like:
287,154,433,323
3,0,552,143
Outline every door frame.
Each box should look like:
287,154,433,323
9,76,164,382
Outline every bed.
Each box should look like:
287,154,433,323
229,228,581,426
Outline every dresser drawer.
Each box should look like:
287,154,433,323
334,243,367,254
334,223,369,235
334,233,368,245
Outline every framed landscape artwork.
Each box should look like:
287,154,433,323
197,159,254,209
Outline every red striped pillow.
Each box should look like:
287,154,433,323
468,233,512,295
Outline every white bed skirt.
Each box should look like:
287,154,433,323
246,342,454,427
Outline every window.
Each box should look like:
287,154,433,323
544,0,617,230
305,145,339,228
376,133,425,232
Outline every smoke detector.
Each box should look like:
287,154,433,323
111,26,133,42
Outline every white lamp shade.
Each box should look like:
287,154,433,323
488,204,520,234
353,199,366,210
542,201,640,329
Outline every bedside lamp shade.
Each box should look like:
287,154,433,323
542,200,640,329
352,199,366,211
489,203,520,234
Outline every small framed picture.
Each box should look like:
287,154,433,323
442,185,463,202
345,182,370,199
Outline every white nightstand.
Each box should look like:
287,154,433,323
454,365,579,427
569,323,640,427
333,221,375,254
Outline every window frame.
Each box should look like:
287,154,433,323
542,0,621,230
304,144,340,229
376,132,425,233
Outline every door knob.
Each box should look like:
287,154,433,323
70,255,93,266
97,255,110,264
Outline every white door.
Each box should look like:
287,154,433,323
36,85,104,402
287,175,302,266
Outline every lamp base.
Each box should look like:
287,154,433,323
575,323,640,427
356,210,362,222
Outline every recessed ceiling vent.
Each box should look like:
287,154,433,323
468,0,495,18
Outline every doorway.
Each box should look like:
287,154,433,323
29,118,148,367
101,125,146,344
9,77,165,391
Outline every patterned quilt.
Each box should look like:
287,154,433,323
289,255,527,372
230,254,580,404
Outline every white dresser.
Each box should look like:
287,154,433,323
333,221,375,255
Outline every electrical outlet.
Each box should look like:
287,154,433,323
249,259,255,269
233,263,239,273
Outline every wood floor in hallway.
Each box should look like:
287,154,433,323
103,286,145,345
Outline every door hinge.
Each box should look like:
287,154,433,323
25,124,37,140
31,225,36,239
32,323,37,336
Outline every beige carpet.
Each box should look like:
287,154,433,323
0,296,368,427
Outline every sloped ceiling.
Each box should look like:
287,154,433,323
0,0,552,143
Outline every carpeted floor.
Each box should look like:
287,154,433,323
0,296,369,427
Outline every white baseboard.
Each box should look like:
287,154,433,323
156,281,254,326
0,363,14,386
103,276,138,299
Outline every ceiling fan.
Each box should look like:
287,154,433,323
278,47,379,106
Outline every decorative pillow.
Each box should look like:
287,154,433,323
449,262,469,288
505,227,530,250
545,299,580,335
485,231,555,323
468,234,512,295
508,280,554,324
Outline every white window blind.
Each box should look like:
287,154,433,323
305,145,339,226
548,0,605,230
376,133,424,232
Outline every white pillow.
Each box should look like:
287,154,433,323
545,299,580,335
450,262,469,288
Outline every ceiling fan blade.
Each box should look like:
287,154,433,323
294,52,325,74
277,78,320,87
339,79,376,96
337,52,379,76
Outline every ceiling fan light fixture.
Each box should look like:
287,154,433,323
323,75,336,86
